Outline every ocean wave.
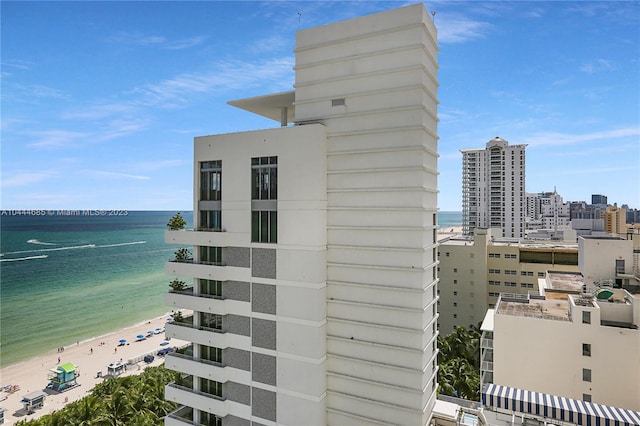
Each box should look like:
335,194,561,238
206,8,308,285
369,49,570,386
1,241,146,256
0,254,48,262
96,241,146,248
27,239,57,246
1,244,97,255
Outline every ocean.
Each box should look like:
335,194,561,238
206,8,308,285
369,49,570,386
0,211,190,368
0,210,461,368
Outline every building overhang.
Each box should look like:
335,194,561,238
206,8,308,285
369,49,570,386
227,91,295,126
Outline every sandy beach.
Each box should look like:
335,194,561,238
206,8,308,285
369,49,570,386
0,314,187,425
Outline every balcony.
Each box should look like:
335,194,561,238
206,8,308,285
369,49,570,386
166,318,250,350
166,406,197,426
166,291,250,317
165,230,246,248
165,376,228,417
166,260,249,282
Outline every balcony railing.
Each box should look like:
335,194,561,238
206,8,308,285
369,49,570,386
169,350,225,369
168,259,227,267
172,316,225,334
167,375,226,401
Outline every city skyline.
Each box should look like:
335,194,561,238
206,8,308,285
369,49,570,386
2,1,639,211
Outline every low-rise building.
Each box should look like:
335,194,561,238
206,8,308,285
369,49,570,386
438,228,579,334
481,234,640,411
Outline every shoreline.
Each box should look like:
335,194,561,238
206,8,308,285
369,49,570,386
0,313,187,425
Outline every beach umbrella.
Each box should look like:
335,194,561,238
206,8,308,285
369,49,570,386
118,339,127,344
154,327,163,334
136,334,145,341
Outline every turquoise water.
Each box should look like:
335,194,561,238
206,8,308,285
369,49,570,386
0,210,460,368
0,211,191,368
438,211,462,228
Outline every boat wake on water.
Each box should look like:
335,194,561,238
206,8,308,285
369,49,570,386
0,255,49,262
27,239,57,246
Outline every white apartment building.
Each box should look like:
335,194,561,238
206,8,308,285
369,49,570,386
164,4,440,425
437,228,579,335
481,234,640,412
461,137,526,239
525,190,571,231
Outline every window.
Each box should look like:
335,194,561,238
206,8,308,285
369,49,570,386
251,211,277,243
582,311,591,324
489,269,500,274
251,157,277,200
199,378,222,398
582,343,591,357
505,270,517,275
251,157,278,243
453,280,457,284
446,252,450,257
199,246,222,265
453,314,457,318
453,268,457,273
200,345,223,364
200,279,222,298
200,210,221,231
489,253,500,258
505,254,517,259
521,271,533,276
538,272,545,277
453,291,458,296
200,412,222,426
200,161,221,201
453,302,457,307
489,292,500,297
521,283,534,288
505,281,517,287
583,394,592,403
489,280,500,286
199,312,222,330
582,368,591,382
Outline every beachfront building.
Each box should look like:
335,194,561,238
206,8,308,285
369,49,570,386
480,234,640,411
163,4,440,425
461,137,527,239
437,228,579,334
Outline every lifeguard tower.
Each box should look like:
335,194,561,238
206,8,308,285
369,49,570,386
105,361,127,378
20,391,47,414
47,363,79,392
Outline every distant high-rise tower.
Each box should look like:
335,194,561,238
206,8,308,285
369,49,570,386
461,137,526,238
592,194,608,205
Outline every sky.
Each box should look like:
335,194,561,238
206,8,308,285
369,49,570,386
2,1,639,211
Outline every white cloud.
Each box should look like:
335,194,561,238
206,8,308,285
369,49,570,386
522,127,640,148
107,32,206,50
580,59,615,74
0,171,56,188
436,14,491,43
79,170,150,180
26,129,90,148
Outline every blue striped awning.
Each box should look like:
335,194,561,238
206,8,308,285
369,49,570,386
482,384,640,426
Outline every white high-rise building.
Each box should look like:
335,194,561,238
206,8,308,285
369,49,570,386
163,4,440,425
461,137,526,238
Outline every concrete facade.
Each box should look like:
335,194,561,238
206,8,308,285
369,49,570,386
164,4,440,425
